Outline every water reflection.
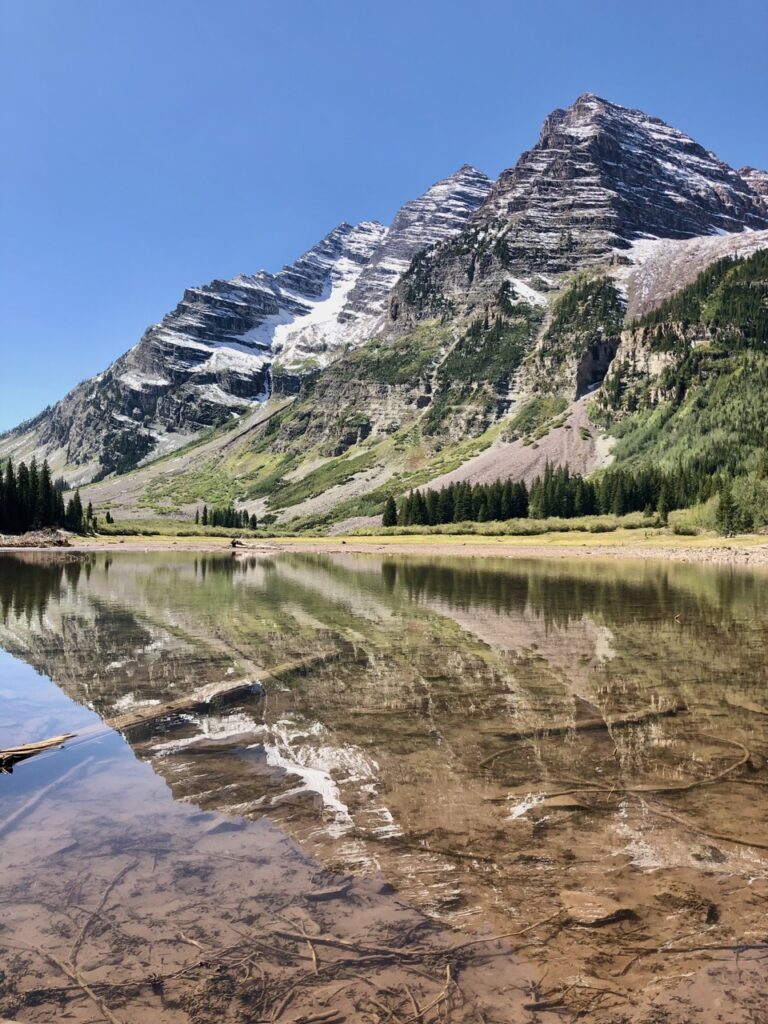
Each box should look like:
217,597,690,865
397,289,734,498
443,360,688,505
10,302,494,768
0,553,84,623
1,552,768,981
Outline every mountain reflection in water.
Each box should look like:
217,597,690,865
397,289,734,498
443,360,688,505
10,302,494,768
2,549,768,1022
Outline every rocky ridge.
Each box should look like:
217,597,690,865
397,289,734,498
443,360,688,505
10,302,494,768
3,93,768,516
388,94,768,330
0,169,491,483
338,165,492,332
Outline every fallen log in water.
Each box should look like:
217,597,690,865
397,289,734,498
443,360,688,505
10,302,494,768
0,650,337,769
480,702,687,767
104,650,336,734
104,678,262,734
0,734,77,772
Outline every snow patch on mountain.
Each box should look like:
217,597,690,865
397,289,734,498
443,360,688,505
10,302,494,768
616,227,768,317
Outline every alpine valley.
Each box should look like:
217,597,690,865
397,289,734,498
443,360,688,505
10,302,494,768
3,93,768,530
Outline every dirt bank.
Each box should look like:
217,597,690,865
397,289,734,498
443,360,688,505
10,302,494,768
45,530,768,568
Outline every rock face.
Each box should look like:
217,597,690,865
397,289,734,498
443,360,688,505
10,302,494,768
483,94,768,267
0,170,491,483
274,165,491,368
389,94,768,328
123,220,388,411
0,222,386,483
740,166,768,207
338,165,492,330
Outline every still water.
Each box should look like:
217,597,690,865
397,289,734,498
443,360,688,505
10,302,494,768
1,550,767,1023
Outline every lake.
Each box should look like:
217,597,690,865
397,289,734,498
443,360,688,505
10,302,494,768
1,549,767,1023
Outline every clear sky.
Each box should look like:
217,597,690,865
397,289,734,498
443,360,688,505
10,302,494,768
1,0,767,431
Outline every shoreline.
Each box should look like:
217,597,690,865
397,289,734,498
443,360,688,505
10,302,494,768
4,529,768,566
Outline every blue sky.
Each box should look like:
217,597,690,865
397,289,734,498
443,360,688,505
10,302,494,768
1,0,767,430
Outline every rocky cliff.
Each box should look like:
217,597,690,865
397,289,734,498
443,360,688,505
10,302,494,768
388,94,768,330
740,166,768,207
338,165,492,331
0,169,491,484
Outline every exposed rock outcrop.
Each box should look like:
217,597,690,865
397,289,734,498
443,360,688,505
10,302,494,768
389,94,768,329
338,164,492,331
0,171,491,482
740,166,768,208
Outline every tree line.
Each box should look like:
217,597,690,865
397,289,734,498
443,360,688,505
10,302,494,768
382,463,718,527
0,457,89,534
195,505,258,530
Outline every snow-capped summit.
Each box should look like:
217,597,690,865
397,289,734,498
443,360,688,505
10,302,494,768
1,168,491,482
477,93,768,270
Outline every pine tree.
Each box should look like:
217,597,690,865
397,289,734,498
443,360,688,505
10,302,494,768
500,480,514,520
657,482,671,525
38,460,55,526
17,462,31,528
715,483,738,536
612,481,626,517
436,486,454,524
399,492,414,526
382,496,397,528
28,458,40,527
425,490,439,526
412,492,429,526
455,484,473,522
65,490,84,532
0,457,72,534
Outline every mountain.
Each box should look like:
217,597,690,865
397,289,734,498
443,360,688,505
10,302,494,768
0,222,386,483
0,167,492,484
3,93,768,529
487,93,767,255
388,94,768,330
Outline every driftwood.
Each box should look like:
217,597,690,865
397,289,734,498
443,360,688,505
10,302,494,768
481,702,687,767
104,679,263,734
0,651,336,771
104,651,335,735
0,734,77,772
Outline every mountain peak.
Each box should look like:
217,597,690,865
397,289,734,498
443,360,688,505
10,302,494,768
449,162,488,178
571,91,612,107
476,95,768,271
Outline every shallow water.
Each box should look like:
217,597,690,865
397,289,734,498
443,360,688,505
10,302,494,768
1,550,768,1022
